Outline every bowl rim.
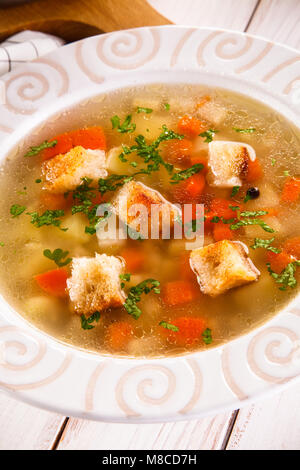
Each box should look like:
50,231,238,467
0,25,299,422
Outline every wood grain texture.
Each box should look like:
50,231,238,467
0,392,65,450
147,0,258,30
247,0,300,48
226,382,300,450
57,412,236,450
0,0,170,42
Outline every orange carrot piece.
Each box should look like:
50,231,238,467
210,198,241,219
178,115,207,138
42,126,106,161
120,248,146,273
213,222,234,242
161,316,206,347
281,177,300,203
245,158,263,183
266,251,294,274
162,280,199,307
173,173,206,204
283,237,300,259
40,192,72,210
42,133,73,160
189,155,208,174
106,322,133,351
70,126,106,151
34,268,69,297
164,138,193,165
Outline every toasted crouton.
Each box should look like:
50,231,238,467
111,181,181,238
42,145,107,193
207,141,256,188
190,240,260,296
195,100,227,126
67,253,125,315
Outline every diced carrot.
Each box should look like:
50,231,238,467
189,155,208,174
164,139,193,165
179,252,195,281
195,95,211,108
210,198,241,219
162,280,199,307
34,268,69,297
204,211,215,233
160,316,206,347
178,115,207,138
213,222,234,242
281,177,300,203
40,192,72,210
120,248,146,273
245,158,263,183
106,321,133,351
42,133,73,160
70,126,106,151
266,251,294,274
283,237,300,259
173,173,206,204
42,126,106,161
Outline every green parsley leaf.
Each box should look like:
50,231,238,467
250,237,281,253
123,279,160,320
10,204,26,218
240,210,268,217
159,321,179,332
43,248,72,267
24,139,57,157
111,115,136,134
27,209,67,231
267,261,300,290
164,103,170,111
170,163,203,184
271,158,276,166
233,127,256,134
35,178,42,183
230,217,274,233
199,129,218,143
80,311,101,330
120,273,131,282
283,170,290,177
202,328,213,345
137,107,153,114
231,186,240,198
0,242,4,247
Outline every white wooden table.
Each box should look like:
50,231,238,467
0,0,300,450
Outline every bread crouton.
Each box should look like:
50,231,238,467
207,141,256,188
42,145,107,193
190,240,260,296
67,253,125,315
196,100,227,126
111,180,181,238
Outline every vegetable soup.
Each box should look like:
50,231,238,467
0,84,299,357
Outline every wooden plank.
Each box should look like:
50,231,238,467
0,392,66,450
226,382,300,450
147,0,258,30
57,412,235,450
247,0,300,48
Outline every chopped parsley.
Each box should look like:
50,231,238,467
123,278,160,320
80,311,101,330
43,248,72,267
24,139,57,157
118,125,183,175
164,103,170,111
283,170,290,177
199,129,218,143
98,174,134,195
136,107,153,114
240,210,268,217
202,328,213,345
0,242,4,247
10,204,26,218
35,178,42,183
170,163,203,184
271,158,276,166
231,186,240,198
230,217,274,233
250,237,281,253
119,273,131,288
233,127,256,134
27,209,67,231
267,261,300,290
111,115,136,134
159,321,179,332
